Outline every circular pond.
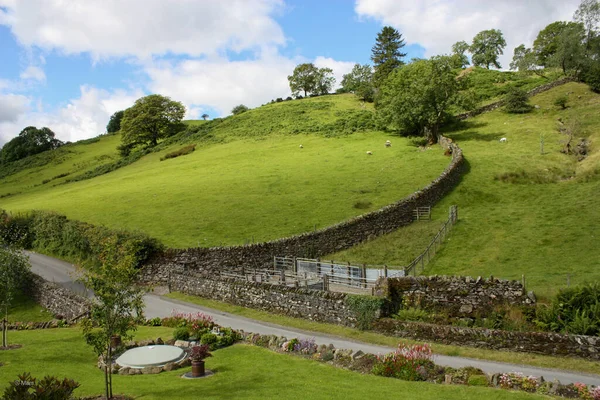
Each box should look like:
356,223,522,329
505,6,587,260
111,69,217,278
116,345,186,368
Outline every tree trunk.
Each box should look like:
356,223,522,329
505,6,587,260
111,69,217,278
3,307,7,347
108,344,113,399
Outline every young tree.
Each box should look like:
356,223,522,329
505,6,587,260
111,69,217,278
470,29,507,69
376,56,466,143
119,94,186,152
451,41,470,68
0,245,30,347
231,104,249,115
80,239,144,400
371,26,407,88
504,87,533,114
106,110,125,134
341,64,375,102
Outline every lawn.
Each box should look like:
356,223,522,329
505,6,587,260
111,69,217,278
322,82,600,297
0,94,448,248
0,327,543,399
5,292,54,323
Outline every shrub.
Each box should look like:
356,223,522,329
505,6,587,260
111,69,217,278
3,372,79,400
160,144,196,161
346,295,384,330
276,98,283,102
173,327,190,341
147,317,162,326
231,104,249,115
281,338,299,352
554,95,568,109
468,375,489,387
293,337,317,355
161,311,214,329
394,307,433,323
200,333,218,346
371,342,433,381
504,87,533,114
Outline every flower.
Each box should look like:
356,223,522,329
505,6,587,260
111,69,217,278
190,344,212,362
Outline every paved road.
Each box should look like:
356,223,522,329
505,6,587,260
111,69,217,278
28,251,600,386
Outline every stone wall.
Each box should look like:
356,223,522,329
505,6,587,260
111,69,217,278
139,140,465,284
169,271,358,327
27,274,90,320
373,318,600,360
376,275,534,317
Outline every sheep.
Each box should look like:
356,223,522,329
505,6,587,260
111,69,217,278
366,151,373,155
299,144,303,148
499,137,507,143
385,140,392,147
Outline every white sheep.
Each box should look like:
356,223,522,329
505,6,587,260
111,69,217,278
499,138,507,143
366,151,373,155
299,144,303,148
385,140,392,147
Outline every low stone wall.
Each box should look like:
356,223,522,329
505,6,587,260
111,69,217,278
376,275,533,317
373,318,600,360
139,140,465,284
169,272,358,327
27,274,90,320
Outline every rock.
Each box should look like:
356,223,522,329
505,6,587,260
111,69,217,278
118,367,131,375
527,291,536,303
139,339,154,347
534,105,540,109
141,366,162,375
129,368,141,375
174,340,190,348
125,341,137,349
156,337,164,345
445,374,453,384
459,304,473,314
351,350,364,360
163,362,175,372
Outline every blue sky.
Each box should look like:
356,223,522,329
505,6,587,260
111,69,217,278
0,0,580,145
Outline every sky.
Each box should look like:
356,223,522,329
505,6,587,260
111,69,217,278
0,0,581,146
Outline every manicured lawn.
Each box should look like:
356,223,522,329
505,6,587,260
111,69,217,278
6,292,54,322
165,292,600,376
0,327,542,399
324,83,600,298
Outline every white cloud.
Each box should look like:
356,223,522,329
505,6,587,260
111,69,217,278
0,0,285,59
314,56,355,89
0,93,29,123
355,0,580,69
20,65,45,82
0,86,143,145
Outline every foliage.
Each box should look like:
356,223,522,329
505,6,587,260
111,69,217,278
510,44,543,76
394,307,434,323
173,327,190,340
582,61,600,92
160,144,196,161
0,211,33,249
503,87,533,114
371,26,407,88
293,337,318,355
190,344,212,361
554,95,569,109
534,21,578,66
467,375,489,387
106,110,125,134
451,41,470,68
346,294,384,330
2,372,79,400
120,94,186,152
470,29,507,69
341,64,374,102
377,55,468,142
574,0,600,45
498,372,540,392
161,311,214,329
288,63,335,97
0,126,64,164
534,283,600,335
281,338,299,352
231,104,249,115
0,245,31,347
200,332,217,346
548,22,586,74
80,246,144,400
371,342,433,381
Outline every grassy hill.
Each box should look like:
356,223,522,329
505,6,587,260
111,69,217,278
328,82,600,297
0,94,448,248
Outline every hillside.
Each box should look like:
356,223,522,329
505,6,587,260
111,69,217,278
0,93,448,248
328,82,600,296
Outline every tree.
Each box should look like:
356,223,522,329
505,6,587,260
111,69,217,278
376,56,465,143
371,26,407,88
451,41,470,68
119,95,185,152
0,126,63,164
0,245,30,347
574,0,600,50
80,238,144,400
288,63,335,97
201,113,209,120
106,110,124,134
470,29,507,69
341,64,375,102
510,44,544,76
533,21,575,66
548,23,586,74
231,104,249,115
504,87,533,114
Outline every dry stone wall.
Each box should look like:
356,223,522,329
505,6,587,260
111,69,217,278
139,140,465,284
373,318,600,360
27,274,90,320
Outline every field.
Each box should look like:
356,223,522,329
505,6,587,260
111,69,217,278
0,327,542,400
0,94,448,248
327,82,600,296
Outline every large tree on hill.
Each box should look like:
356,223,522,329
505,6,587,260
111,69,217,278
451,40,470,68
510,44,544,76
371,26,407,88
533,21,578,66
341,64,375,102
288,63,335,97
470,29,506,69
0,126,63,164
376,56,466,144
119,94,185,154
574,0,600,50
548,22,586,74
106,110,125,134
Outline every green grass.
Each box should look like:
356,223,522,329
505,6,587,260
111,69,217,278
0,95,447,248
0,327,543,399
165,292,600,375
5,292,54,322
324,82,600,298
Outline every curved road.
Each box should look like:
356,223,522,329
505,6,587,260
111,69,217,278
28,252,600,386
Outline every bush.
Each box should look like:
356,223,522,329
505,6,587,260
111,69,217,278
468,375,489,387
160,144,196,161
554,95,568,109
346,295,384,330
504,87,533,114
231,104,249,115
200,333,218,346
394,307,433,323
372,342,434,381
3,372,79,400
173,327,190,341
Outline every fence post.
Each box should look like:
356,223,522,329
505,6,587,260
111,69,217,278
362,264,367,289
280,270,286,285
323,274,329,291
347,262,351,287
316,258,321,275
293,257,297,274
384,265,388,278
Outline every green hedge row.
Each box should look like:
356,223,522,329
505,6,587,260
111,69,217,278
0,210,162,268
